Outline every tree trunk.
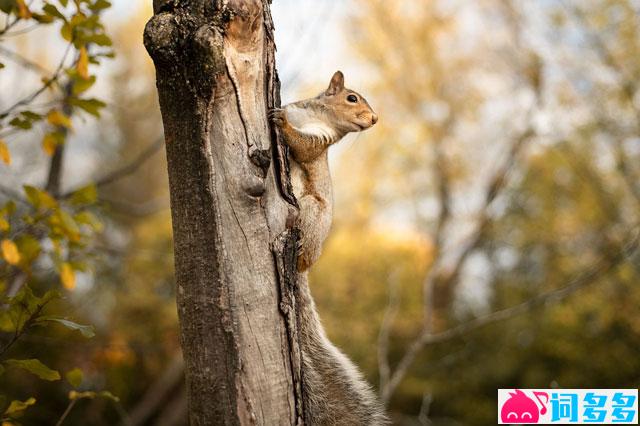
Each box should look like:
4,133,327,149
144,1,302,424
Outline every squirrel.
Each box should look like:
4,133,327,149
269,71,378,271
270,71,388,425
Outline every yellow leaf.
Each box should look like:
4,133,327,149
16,0,32,19
1,239,20,265
47,110,72,130
77,47,89,80
0,140,10,165
0,217,8,232
60,262,75,290
4,397,36,415
42,134,58,156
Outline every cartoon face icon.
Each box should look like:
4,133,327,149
501,390,548,424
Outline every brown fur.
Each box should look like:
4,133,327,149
270,70,378,272
271,72,388,425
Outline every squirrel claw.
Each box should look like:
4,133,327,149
269,108,286,126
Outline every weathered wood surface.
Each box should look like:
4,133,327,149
144,1,302,424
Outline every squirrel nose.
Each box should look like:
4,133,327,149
371,114,378,125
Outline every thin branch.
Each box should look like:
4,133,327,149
1,138,164,203
100,196,169,218
153,386,187,426
427,125,535,322
0,299,48,358
0,16,19,37
0,23,40,37
559,1,640,203
45,79,74,197
613,144,640,206
62,137,165,198
418,0,542,329
380,229,639,402
0,42,72,118
126,353,184,426
94,138,164,188
114,401,133,426
377,271,400,392
418,392,433,426
0,45,52,75
55,399,78,426
0,183,27,204
421,117,454,330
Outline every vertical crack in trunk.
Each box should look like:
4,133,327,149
145,0,304,424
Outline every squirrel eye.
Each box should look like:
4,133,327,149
347,94,358,103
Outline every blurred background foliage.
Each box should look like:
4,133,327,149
1,0,639,425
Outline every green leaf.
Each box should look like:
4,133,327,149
69,390,95,400
1,200,16,215
68,97,106,117
0,0,15,14
0,311,13,332
8,111,43,131
68,390,119,402
7,285,39,330
55,209,81,241
70,260,88,272
4,397,36,415
61,21,72,41
6,286,60,331
9,116,32,130
98,391,120,402
37,316,95,338
4,359,60,381
32,12,54,23
14,235,41,264
65,368,83,388
59,0,68,6
88,0,110,11
20,111,42,120
83,33,111,46
74,211,102,232
69,184,97,205
42,3,65,20
39,288,61,305
72,74,96,95
23,185,58,210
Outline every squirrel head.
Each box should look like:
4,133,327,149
320,71,378,133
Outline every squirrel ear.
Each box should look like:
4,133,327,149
325,71,344,96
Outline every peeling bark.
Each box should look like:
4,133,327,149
144,1,302,424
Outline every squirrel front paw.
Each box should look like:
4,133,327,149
295,234,322,272
295,239,310,272
297,252,313,272
268,108,287,127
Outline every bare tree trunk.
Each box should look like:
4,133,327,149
144,1,302,424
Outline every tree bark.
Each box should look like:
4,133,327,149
144,1,302,424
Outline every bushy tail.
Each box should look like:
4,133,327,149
297,273,390,426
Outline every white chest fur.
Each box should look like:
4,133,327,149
285,105,338,143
